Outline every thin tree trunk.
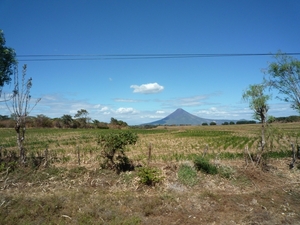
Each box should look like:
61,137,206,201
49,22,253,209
15,120,26,165
257,112,266,166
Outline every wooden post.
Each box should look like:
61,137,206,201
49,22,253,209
148,143,152,165
244,146,248,166
203,144,208,157
77,145,81,165
43,148,48,167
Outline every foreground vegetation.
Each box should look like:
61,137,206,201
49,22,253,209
1,123,300,224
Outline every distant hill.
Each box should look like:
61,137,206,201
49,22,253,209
144,108,238,125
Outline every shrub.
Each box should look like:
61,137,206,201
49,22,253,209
137,166,162,186
98,131,137,173
193,156,218,174
177,164,198,186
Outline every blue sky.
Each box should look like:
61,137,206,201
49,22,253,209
1,0,300,125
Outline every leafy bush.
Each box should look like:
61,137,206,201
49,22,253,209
98,131,137,173
193,156,218,174
177,164,198,186
137,166,162,186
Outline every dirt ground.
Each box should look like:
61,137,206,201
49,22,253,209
1,157,300,225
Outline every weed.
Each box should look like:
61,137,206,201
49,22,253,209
219,152,244,159
218,165,235,179
177,164,198,186
137,166,163,186
193,156,218,175
62,155,71,163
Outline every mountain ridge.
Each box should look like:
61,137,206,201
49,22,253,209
143,108,238,125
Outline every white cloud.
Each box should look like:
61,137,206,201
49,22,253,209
115,107,138,114
130,82,164,94
156,110,165,114
99,106,109,112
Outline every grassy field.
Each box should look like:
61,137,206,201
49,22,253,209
0,123,300,224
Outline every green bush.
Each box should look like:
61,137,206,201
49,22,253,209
177,164,198,186
98,131,137,173
137,166,162,186
193,156,218,174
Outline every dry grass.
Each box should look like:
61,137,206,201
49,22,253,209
1,124,300,224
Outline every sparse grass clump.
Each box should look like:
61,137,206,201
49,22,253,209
193,156,218,175
177,163,198,186
218,165,235,179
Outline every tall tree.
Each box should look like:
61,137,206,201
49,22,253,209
0,30,17,97
5,65,41,164
265,53,300,113
61,114,73,128
74,109,89,127
243,84,270,165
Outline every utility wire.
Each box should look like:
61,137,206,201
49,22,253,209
16,53,300,62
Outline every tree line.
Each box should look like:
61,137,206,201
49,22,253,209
0,112,127,129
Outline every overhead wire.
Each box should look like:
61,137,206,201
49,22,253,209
16,53,300,62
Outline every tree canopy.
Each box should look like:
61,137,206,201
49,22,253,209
0,30,17,96
266,53,300,113
243,84,270,123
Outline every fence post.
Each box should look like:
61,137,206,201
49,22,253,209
148,143,152,165
77,145,81,165
203,144,208,157
43,147,49,167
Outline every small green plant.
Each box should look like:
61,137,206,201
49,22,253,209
62,155,71,163
137,166,162,186
194,156,218,174
177,164,198,186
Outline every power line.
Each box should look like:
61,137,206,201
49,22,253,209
16,53,300,62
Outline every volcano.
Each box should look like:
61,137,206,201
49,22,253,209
145,108,229,125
